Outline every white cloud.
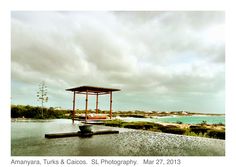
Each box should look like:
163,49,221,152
11,11,225,113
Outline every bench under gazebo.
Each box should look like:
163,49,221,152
66,85,120,123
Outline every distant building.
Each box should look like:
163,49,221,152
54,107,62,110
181,111,188,115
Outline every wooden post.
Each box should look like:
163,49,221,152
85,90,88,123
72,91,76,124
109,91,112,119
96,93,99,114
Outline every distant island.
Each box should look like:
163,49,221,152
11,104,224,119
112,110,224,118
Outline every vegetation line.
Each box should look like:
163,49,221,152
104,119,225,140
11,105,71,119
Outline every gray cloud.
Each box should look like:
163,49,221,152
11,11,224,113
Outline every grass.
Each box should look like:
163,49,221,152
184,130,208,138
189,125,210,134
104,119,124,127
159,125,186,135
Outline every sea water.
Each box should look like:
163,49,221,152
156,115,225,124
120,115,225,124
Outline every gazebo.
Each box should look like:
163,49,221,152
66,86,120,123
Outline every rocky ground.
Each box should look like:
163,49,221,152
90,126,225,156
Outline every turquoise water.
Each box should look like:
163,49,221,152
120,115,225,124
156,115,225,124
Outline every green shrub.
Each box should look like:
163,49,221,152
213,122,225,126
159,125,186,135
143,124,154,130
184,130,207,137
207,130,225,139
104,119,124,127
122,122,154,130
190,125,210,134
152,123,165,129
200,120,207,125
123,124,144,129
11,105,71,119
160,125,178,129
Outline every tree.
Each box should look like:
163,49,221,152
36,81,48,118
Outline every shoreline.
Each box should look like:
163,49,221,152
103,118,225,140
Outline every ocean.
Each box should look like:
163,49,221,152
119,115,225,124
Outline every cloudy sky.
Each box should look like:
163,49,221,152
11,11,224,113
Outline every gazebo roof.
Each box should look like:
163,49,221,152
66,85,120,94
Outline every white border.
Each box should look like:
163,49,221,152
1,0,235,167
